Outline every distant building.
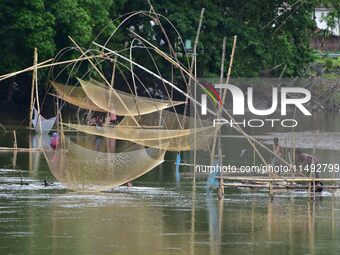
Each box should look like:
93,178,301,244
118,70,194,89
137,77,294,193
314,7,339,36
311,7,340,51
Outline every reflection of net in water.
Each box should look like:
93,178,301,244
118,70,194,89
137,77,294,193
43,138,165,192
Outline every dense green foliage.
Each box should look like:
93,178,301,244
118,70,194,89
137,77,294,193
125,0,319,77
0,0,337,92
0,0,126,73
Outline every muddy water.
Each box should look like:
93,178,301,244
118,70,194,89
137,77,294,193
0,112,340,255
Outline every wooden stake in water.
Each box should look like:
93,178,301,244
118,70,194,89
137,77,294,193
12,131,18,171
13,130,17,149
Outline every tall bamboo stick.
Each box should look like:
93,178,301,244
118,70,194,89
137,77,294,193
28,48,37,128
69,37,141,127
13,130,17,149
217,37,227,166
33,49,43,134
210,36,237,165
94,39,291,174
210,37,227,167
0,54,109,83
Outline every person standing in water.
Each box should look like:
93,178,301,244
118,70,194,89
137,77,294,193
272,137,284,166
295,149,323,192
50,132,59,149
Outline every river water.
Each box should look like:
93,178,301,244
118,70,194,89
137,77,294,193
0,112,340,255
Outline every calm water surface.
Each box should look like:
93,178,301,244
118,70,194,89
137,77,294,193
0,112,340,255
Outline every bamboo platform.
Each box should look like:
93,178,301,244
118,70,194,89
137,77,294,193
26,127,78,132
216,176,340,200
224,183,340,190
217,176,340,182
0,147,43,152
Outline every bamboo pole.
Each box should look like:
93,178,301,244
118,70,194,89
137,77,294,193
215,37,227,199
93,39,292,174
193,52,197,186
217,195,224,254
28,133,33,174
210,36,229,166
146,1,191,96
218,177,224,198
105,57,117,127
311,130,319,201
217,176,340,182
0,147,43,152
13,130,18,170
33,49,43,134
269,181,273,200
0,54,108,83
186,8,205,105
217,37,227,167
69,37,141,127
29,48,37,128
186,9,204,189
187,10,203,243
12,146,17,170
222,183,340,190
210,37,226,166
13,130,17,149
0,58,53,82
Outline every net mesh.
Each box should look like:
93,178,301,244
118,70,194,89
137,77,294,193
64,111,217,151
32,108,57,133
51,81,106,112
78,79,185,116
43,138,165,192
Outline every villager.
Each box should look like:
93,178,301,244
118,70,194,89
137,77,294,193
295,149,323,192
50,132,59,149
271,137,284,166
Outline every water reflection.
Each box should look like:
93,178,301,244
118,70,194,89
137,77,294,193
1,111,340,254
1,168,340,254
29,134,50,176
206,193,223,255
43,195,165,255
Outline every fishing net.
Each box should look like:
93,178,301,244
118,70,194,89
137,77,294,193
63,124,213,151
43,137,165,192
78,79,185,116
51,81,106,112
32,108,57,133
118,109,211,129
64,110,217,151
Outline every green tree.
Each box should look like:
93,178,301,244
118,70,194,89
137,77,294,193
122,0,320,77
0,0,55,73
0,0,55,101
0,0,126,102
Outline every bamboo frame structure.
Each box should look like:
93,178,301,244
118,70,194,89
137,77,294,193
0,9,335,202
210,36,235,166
125,30,293,178
0,147,43,152
216,176,340,198
192,9,205,187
